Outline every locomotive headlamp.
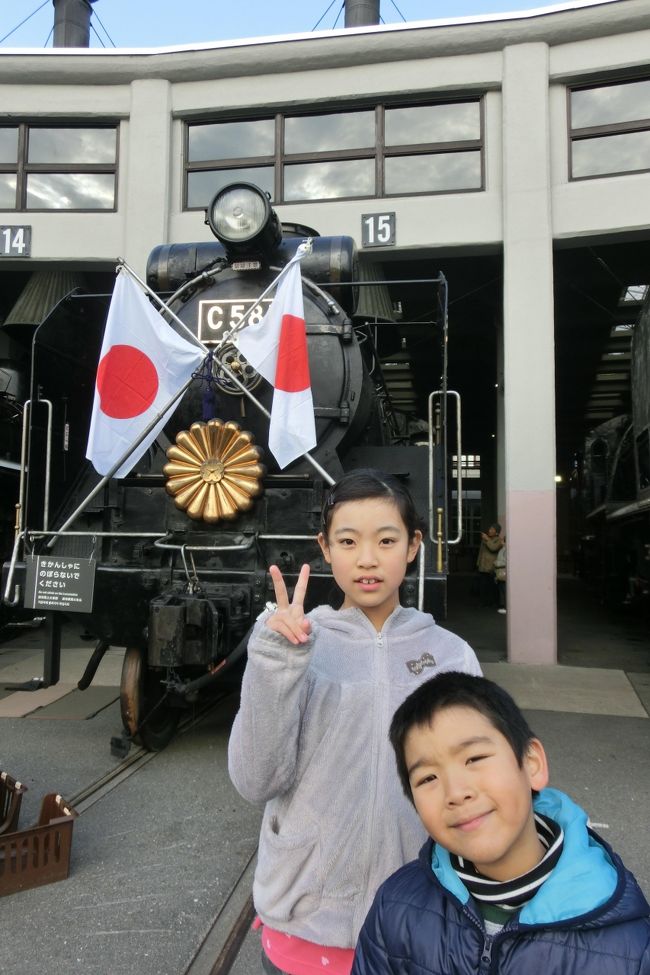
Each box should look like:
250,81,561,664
206,182,282,258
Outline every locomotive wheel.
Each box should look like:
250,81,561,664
119,647,180,752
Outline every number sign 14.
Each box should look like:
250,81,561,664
1,226,31,257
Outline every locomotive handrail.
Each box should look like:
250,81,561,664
153,533,318,553
258,534,318,540
16,397,52,534
154,535,256,553
29,531,168,539
3,531,23,606
417,541,425,612
3,528,171,603
41,399,53,532
17,397,53,530
16,397,30,539
428,390,462,548
4,397,53,605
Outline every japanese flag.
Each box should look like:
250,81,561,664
86,272,205,478
234,254,316,469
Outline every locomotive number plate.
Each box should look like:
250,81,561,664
198,298,273,344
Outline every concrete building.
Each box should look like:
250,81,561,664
2,0,650,664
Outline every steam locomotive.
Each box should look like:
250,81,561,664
580,286,650,610
2,183,451,750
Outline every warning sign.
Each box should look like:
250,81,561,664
24,556,96,613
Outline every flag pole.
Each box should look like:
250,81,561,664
46,371,200,547
119,255,335,486
49,256,334,542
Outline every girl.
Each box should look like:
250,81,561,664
228,469,482,975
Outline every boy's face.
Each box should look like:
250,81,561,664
404,705,549,882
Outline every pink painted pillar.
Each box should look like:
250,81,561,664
502,43,557,664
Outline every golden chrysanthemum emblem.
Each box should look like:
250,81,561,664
163,419,265,523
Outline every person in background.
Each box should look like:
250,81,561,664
494,541,507,614
228,469,482,975
476,523,503,607
352,671,650,975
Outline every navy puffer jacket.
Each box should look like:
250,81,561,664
353,789,650,975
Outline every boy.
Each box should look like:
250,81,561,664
352,672,650,975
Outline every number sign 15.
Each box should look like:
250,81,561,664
361,212,396,248
1,226,31,257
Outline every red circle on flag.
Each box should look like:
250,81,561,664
96,344,159,419
274,315,310,393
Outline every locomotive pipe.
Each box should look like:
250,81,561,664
77,639,109,690
169,631,251,700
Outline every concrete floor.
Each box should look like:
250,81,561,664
444,572,650,672
1,572,649,974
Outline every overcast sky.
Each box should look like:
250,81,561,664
0,0,613,48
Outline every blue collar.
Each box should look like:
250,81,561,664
430,788,618,925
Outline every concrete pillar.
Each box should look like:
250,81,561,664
122,79,173,275
496,316,506,530
502,43,557,664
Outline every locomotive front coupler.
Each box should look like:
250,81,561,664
165,629,251,703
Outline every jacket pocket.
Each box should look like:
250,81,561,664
254,814,322,923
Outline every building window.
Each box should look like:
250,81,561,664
0,123,118,211
184,98,484,209
569,78,650,180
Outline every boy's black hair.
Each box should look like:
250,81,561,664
320,468,426,542
389,671,537,802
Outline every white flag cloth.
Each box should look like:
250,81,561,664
86,271,205,478
234,254,316,469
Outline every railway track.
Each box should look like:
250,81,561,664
66,694,258,975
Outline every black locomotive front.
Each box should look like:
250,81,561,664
2,183,445,750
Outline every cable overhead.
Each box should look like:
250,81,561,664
91,7,116,47
89,22,105,48
332,2,346,29
312,0,339,30
0,0,49,45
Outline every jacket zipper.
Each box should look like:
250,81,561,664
355,630,386,933
462,904,495,975
478,936,493,974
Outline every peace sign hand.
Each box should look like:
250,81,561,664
265,563,312,646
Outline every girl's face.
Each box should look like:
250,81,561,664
318,497,422,631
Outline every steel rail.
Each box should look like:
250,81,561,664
65,691,257,974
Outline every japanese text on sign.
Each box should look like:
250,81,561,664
24,556,96,613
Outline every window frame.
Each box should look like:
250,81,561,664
183,96,485,210
0,120,120,213
567,77,650,182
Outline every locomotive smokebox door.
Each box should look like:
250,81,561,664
148,593,223,667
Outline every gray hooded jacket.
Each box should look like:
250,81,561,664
228,603,481,948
